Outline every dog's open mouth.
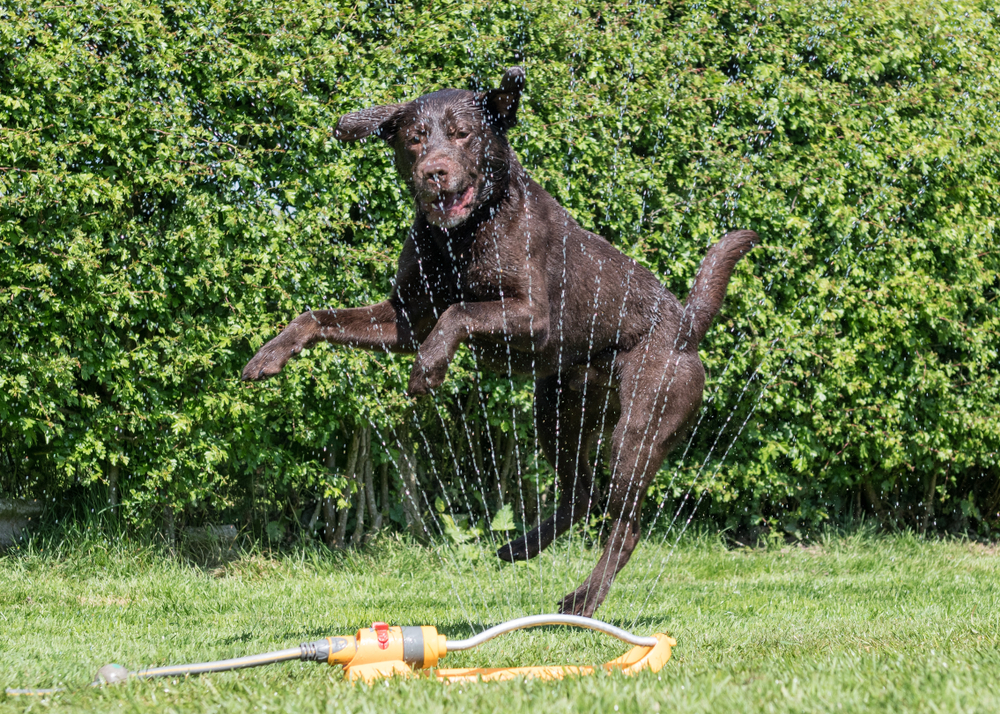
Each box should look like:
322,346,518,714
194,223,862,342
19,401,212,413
422,185,476,226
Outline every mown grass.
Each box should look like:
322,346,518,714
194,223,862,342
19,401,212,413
2,528,999,713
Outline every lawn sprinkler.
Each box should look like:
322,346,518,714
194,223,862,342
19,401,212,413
7,615,673,694
98,614,674,685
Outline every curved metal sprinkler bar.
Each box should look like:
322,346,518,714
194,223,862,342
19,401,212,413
445,614,659,651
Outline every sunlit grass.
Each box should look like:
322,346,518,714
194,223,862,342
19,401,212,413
2,529,999,713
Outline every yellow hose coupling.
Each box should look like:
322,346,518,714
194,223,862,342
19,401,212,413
300,623,448,681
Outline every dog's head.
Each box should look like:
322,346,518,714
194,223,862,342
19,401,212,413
335,67,525,229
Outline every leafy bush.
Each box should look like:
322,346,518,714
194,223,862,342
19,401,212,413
1,0,998,538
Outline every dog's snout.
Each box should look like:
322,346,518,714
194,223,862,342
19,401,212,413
421,160,450,186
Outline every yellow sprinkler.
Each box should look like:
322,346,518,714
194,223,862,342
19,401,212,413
88,615,675,687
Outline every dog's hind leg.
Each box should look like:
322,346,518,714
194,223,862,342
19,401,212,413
557,348,704,617
497,373,603,562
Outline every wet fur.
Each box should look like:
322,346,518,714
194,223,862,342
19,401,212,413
242,68,757,617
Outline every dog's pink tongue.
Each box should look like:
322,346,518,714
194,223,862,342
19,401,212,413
442,186,474,212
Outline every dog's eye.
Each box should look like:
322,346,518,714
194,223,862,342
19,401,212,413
408,135,422,146
455,129,470,140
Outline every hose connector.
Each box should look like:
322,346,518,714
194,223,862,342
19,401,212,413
299,637,355,664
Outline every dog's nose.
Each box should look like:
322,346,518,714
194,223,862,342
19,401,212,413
421,161,449,186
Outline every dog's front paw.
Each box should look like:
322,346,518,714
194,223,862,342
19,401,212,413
242,325,311,381
407,354,449,396
242,342,296,381
406,370,431,396
407,367,443,396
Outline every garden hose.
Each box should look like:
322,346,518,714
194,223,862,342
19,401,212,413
6,614,675,694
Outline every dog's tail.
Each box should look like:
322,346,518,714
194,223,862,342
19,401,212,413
677,229,758,349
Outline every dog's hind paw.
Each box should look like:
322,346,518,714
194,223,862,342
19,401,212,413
557,584,603,618
496,526,556,561
496,540,528,562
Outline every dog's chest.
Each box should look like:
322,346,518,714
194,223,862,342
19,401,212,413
453,243,506,302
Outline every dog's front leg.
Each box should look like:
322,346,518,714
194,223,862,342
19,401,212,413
242,300,419,381
407,301,544,395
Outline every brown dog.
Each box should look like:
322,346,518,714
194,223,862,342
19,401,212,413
242,67,756,617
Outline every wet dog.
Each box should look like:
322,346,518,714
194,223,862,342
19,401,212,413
242,67,757,617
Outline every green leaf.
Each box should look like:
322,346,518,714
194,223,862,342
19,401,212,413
490,504,515,532
441,514,474,545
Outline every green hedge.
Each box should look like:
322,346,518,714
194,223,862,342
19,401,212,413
2,0,998,538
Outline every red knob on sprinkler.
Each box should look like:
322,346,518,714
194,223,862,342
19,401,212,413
372,622,390,650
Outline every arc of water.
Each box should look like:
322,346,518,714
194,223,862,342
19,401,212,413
312,201,517,628
590,25,860,614
572,43,738,612
402,225,525,622
618,35,832,615
627,66,952,624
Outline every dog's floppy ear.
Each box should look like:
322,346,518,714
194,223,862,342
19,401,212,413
334,102,408,142
482,67,525,131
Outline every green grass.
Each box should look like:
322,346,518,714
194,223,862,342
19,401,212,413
2,529,999,713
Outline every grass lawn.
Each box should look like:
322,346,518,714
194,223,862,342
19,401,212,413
1,529,999,713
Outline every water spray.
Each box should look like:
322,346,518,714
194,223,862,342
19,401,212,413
7,615,673,694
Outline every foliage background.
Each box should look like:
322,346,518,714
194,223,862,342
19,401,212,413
1,0,998,540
